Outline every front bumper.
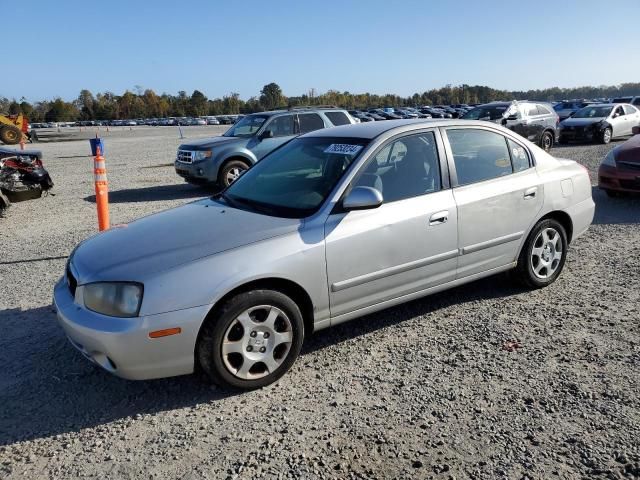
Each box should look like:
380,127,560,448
559,126,598,142
598,164,640,192
174,158,220,183
53,277,211,380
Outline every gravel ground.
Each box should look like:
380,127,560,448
0,128,639,480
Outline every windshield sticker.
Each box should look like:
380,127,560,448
324,144,363,155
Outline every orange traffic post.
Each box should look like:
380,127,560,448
93,141,110,231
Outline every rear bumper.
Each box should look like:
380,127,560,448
565,196,595,243
598,164,640,192
53,277,211,380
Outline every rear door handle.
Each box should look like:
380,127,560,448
524,187,537,199
429,210,449,225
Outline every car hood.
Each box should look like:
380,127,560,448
179,136,243,150
616,134,640,164
561,117,605,127
71,199,302,283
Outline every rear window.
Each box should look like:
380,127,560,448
325,111,351,126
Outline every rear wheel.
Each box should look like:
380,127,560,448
514,219,568,288
540,131,553,151
218,159,249,188
0,126,22,145
197,290,304,389
601,127,612,144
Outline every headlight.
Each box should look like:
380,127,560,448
83,282,143,317
192,150,212,162
601,149,617,167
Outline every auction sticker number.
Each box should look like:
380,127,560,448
324,144,363,155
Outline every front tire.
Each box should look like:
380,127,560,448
218,159,249,188
197,290,304,390
514,219,568,289
601,127,612,145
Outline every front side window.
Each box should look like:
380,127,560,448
447,129,512,185
325,111,351,126
223,137,369,218
298,113,325,134
265,115,295,137
353,132,441,203
224,115,267,137
613,106,624,118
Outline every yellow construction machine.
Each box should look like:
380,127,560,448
0,114,30,145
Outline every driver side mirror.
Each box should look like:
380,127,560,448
258,129,274,140
342,186,383,211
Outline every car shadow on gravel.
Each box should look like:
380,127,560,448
591,186,640,225
83,184,214,204
0,275,527,447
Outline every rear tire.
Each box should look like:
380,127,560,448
514,219,568,289
540,131,553,151
197,290,304,390
218,159,250,188
0,125,22,145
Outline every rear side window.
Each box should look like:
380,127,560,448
525,104,540,116
298,113,324,134
266,115,294,137
623,105,637,115
507,139,531,172
325,111,351,126
537,105,552,115
447,129,512,185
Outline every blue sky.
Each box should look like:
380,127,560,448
4,0,640,102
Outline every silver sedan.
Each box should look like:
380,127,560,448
54,119,595,389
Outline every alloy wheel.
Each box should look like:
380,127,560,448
530,227,563,279
221,305,293,380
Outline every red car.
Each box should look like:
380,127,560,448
599,127,640,196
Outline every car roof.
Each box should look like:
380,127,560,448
303,118,504,140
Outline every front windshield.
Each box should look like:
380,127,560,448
224,115,267,137
462,105,509,120
571,106,612,119
222,136,370,218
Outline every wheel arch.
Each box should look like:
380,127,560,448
194,277,315,369
538,210,574,243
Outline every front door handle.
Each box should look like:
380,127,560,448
524,187,537,199
429,210,449,226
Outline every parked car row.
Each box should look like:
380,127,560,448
30,115,245,129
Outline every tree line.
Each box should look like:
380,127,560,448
2,82,640,122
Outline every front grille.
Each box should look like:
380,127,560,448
617,161,640,171
66,265,77,297
619,179,640,190
176,150,193,164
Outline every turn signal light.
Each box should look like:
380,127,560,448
149,327,182,338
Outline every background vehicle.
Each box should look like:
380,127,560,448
0,147,53,205
553,100,594,120
598,126,640,196
175,107,356,187
612,96,640,107
0,114,30,145
559,103,640,144
462,101,559,151
55,119,593,389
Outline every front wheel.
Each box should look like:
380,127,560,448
197,290,304,389
601,127,612,144
218,160,249,188
514,219,568,288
